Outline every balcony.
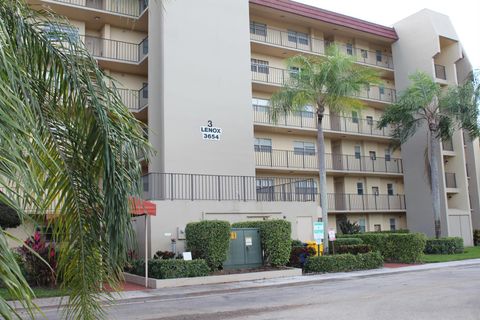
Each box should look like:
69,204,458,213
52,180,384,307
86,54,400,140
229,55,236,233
435,64,447,80
142,173,318,202
255,150,403,175
445,172,457,189
44,0,148,17
251,66,396,103
116,84,148,112
327,193,406,212
250,26,394,70
252,105,394,139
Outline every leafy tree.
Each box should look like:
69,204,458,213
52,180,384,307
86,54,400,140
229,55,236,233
0,1,150,319
269,46,379,252
378,71,480,238
0,202,21,230
339,220,361,234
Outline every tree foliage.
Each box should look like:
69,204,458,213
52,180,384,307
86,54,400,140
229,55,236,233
0,202,20,230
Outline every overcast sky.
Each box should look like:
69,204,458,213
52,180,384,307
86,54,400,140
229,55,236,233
296,0,480,69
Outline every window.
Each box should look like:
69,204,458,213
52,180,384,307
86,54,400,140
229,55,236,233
374,224,381,232
352,111,359,124
346,43,353,55
361,49,368,59
254,138,272,152
300,105,315,118
385,148,391,161
387,183,394,195
389,218,396,231
358,218,366,233
250,21,267,36
295,180,317,196
256,179,274,200
376,50,382,62
142,82,148,99
354,145,361,159
294,141,315,155
44,24,79,42
252,98,269,111
289,66,300,78
372,186,379,195
288,30,309,45
357,182,364,195
366,116,374,126
251,59,269,74
369,151,376,160
379,85,385,95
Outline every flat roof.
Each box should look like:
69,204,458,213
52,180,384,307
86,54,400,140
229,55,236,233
250,0,398,40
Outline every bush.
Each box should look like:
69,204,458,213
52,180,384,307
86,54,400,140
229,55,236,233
336,244,372,255
185,220,231,270
127,259,210,279
424,237,464,254
304,252,383,273
0,202,21,229
288,245,316,268
334,238,364,246
337,233,426,263
339,220,361,234
232,220,292,267
474,230,480,246
291,239,303,247
153,251,176,260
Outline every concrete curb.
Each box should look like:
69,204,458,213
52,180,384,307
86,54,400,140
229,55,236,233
10,258,480,311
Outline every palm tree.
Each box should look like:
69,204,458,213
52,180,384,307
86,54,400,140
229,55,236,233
0,1,150,319
269,46,379,252
378,71,480,238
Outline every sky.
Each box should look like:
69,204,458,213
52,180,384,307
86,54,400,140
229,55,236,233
296,0,480,69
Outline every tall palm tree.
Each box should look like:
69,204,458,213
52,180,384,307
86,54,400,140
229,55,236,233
269,46,379,252
0,1,150,319
378,71,480,238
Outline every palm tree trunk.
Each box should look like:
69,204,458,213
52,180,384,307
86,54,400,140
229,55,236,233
317,111,329,253
429,129,442,238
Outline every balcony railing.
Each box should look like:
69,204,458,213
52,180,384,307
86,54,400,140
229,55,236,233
251,66,396,103
142,173,320,202
116,84,148,111
435,64,447,80
255,150,403,174
442,139,454,151
83,35,148,63
327,193,406,211
252,105,394,138
49,0,148,17
445,172,457,188
250,26,394,69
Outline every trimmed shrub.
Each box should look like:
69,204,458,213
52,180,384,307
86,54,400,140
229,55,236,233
424,237,464,254
336,244,372,255
127,259,210,279
0,202,21,229
474,230,480,246
337,233,426,263
291,239,303,247
334,238,364,246
185,220,230,270
304,252,383,273
232,220,291,266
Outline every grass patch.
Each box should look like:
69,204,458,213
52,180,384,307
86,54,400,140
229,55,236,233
0,287,66,301
423,246,480,263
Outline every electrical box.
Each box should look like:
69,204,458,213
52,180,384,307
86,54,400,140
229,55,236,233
223,228,262,269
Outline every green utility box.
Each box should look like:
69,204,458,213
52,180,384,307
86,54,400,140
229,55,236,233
223,228,263,269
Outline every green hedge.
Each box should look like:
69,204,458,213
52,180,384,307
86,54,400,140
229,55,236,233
185,220,231,270
337,233,426,263
232,220,291,266
424,237,464,254
336,244,372,255
334,238,364,246
127,259,210,279
304,252,383,273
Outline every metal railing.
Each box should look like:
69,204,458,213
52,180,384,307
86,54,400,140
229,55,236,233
116,83,148,111
251,66,396,103
445,172,457,188
435,64,446,80
442,139,454,151
252,105,394,137
83,35,148,63
327,193,406,211
142,172,319,202
250,26,394,69
49,0,148,17
255,150,403,174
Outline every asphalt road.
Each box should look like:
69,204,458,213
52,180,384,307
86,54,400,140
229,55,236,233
34,264,480,320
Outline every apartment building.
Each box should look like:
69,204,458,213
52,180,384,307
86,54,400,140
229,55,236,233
27,0,478,253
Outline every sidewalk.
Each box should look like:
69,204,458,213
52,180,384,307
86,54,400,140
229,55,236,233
11,258,480,311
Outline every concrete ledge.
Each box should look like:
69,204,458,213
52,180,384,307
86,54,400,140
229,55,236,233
124,268,302,289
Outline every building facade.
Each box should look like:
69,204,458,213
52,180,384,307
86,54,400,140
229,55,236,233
27,0,478,253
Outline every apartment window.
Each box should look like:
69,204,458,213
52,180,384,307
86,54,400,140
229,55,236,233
252,98,269,112
369,151,377,160
385,148,391,161
256,178,274,200
374,224,382,232
389,218,396,231
254,138,272,152
379,85,385,95
295,180,317,196
297,105,315,118
250,21,267,36
289,66,300,78
142,38,149,55
288,30,309,45
366,116,374,126
346,43,353,55
352,111,359,124
361,49,368,59
372,186,379,195
387,183,394,196
251,59,269,74
294,141,315,155
357,182,364,195
44,24,79,42
354,145,361,159
142,82,148,99
376,50,382,62
358,218,366,233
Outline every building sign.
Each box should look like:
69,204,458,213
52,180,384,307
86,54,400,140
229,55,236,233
313,221,324,245
200,120,222,141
